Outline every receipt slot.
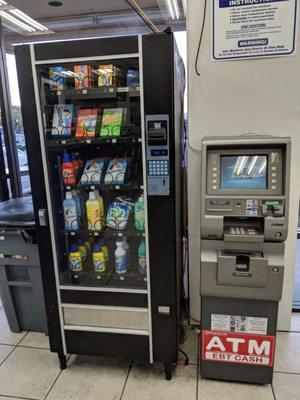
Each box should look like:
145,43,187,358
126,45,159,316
200,136,291,384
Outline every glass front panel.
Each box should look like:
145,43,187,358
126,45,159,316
37,57,147,290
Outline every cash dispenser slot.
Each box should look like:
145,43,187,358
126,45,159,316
217,249,268,288
223,217,264,243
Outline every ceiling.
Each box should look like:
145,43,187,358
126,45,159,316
3,0,186,47
8,0,158,19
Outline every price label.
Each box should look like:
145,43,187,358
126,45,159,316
112,139,117,144
82,89,87,94
118,87,129,92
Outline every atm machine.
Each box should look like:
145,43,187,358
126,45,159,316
200,136,291,384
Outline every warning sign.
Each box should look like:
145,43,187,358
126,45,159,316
202,330,275,366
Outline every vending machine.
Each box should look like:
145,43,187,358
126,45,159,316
199,136,291,384
15,33,184,380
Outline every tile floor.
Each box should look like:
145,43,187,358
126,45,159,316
0,302,299,400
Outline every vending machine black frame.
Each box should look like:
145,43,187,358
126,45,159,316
15,33,184,379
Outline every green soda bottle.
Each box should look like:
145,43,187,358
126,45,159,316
134,196,145,231
138,239,147,275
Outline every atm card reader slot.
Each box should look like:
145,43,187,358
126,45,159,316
217,250,268,288
223,217,264,243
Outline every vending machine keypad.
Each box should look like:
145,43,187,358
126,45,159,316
148,160,169,176
146,115,170,196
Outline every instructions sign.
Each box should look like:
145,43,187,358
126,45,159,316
202,330,275,366
212,0,297,60
211,314,268,334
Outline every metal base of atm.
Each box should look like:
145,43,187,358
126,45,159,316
200,296,278,384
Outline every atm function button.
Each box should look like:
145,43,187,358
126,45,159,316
272,179,276,183
271,166,277,171
271,173,276,177
212,167,217,171
271,186,276,190
212,173,217,178
212,186,217,190
213,180,217,183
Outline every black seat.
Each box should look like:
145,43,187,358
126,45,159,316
0,196,35,228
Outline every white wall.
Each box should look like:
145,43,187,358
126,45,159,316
188,0,300,330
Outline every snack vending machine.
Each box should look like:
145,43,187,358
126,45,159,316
15,33,185,379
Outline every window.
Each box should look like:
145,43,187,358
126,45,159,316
6,53,31,196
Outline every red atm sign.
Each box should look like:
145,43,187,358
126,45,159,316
202,330,275,367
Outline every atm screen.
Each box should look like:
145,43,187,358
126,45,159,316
220,155,267,189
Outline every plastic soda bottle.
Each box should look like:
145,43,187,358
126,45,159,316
138,239,147,275
99,239,109,263
93,242,106,275
62,153,76,186
123,236,129,266
86,191,102,231
78,238,87,263
94,189,105,225
115,238,127,274
69,243,83,277
63,191,79,231
134,196,145,231
72,189,82,218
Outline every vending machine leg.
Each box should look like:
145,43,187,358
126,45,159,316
58,353,67,370
164,362,173,380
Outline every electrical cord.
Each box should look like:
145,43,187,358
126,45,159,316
195,0,208,76
178,349,189,366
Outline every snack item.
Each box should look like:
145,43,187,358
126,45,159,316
80,159,107,185
52,104,73,136
74,65,92,89
100,108,123,137
49,67,66,91
75,108,100,138
106,200,132,230
104,158,129,185
97,64,117,86
127,69,139,86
